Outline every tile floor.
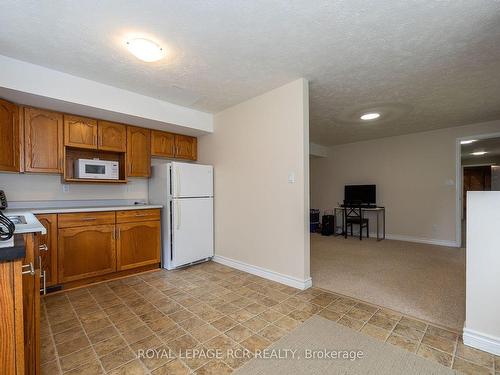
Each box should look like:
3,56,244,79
41,262,499,375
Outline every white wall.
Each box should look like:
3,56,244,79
198,79,311,288
310,120,500,246
0,173,148,202
0,54,212,135
464,191,500,355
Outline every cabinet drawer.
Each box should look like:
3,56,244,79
116,209,160,223
58,211,116,228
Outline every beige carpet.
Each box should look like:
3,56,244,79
311,234,465,330
236,315,457,374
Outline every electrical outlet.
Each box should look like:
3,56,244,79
62,184,70,193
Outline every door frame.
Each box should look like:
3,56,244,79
455,131,500,247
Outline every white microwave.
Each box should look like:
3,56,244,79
74,159,119,180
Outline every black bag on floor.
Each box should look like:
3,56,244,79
321,214,335,236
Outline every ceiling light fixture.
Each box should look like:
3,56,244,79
472,151,487,156
360,112,381,121
460,139,477,145
126,38,164,62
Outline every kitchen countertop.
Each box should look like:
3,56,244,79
3,211,47,235
0,234,26,261
9,204,163,215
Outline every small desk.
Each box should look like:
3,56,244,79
333,206,386,241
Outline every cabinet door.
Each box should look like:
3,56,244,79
175,135,197,160
64,114,98,149
98,121,126,152
24,107,63,173
58,225,116,283
0,98,21,172
22,233,41,375
117,221,160,271
127,126,151,177
151,130,175,158
35,214,58,287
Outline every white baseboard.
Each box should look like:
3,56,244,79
339,230,459,248
384,234,458,248
463,328,500,355
213,255,312,290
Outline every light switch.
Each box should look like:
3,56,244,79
288,172,296,184
62,184,70,193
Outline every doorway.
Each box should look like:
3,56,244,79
459,136,500,246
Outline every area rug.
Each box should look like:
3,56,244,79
236,315,457,374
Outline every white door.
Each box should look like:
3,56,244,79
172,197,214,267
171,162,213,198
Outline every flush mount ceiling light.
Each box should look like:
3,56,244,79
126,38,164,62
461,139,477,145
472,151,487,156
360,112,381,121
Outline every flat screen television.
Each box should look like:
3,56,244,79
344,185,376,206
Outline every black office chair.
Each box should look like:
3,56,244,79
343,201,369,240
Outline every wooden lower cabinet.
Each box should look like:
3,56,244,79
35,214,58,288
117,221,161,271
0,233,41,375
0,259,25,375
22,233,41,375
58,225,116,283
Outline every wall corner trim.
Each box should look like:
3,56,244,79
213,255,312,290
463,328,500,356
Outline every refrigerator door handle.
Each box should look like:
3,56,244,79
177,168,181,197
176,200,181,230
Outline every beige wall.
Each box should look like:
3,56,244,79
198,79,310,285
0,173,148,202
310,120,500,246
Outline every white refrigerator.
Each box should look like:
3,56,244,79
149,162,214,270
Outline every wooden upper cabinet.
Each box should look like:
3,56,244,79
127,126,151,177
151,130,175,158
24,107,63,173
0,98,21,172
98,121,126,152
175,135,197,160
64,115,98,149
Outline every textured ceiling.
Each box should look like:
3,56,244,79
1,1,500,145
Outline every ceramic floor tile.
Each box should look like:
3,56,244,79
55,335,90,357
211,316,238,332
93,335,127,358
453,357,493,375
455,342,494,368
421,332,456,354
151,358,190,375
100,346,136,372
63,360,104,375
360,324,390,341
386,333,418,353
258,325,287,342
59,347,97,373
40,263,499,375
108,359,149,375
225,324,254,342
417,344,452,367
41,359,61,375
194,360,233,375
